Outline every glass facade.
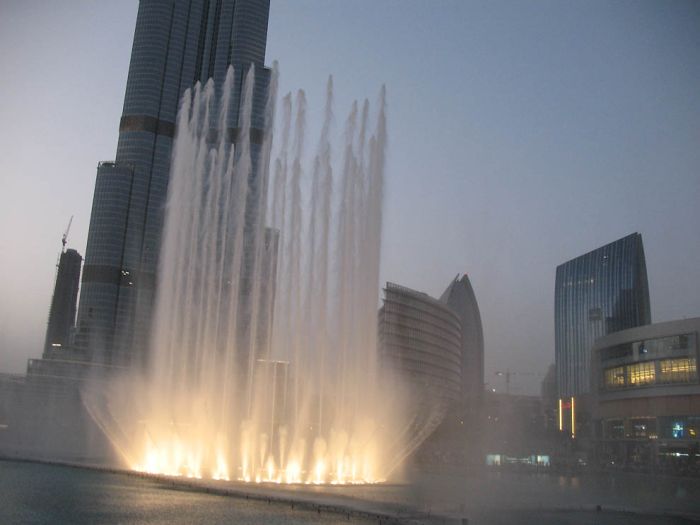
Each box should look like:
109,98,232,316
378,283,463,404
600,333,698,390
555,233,651,396
660,357,697,383
628,361,656,386
76,0,271,365
593,319,700,472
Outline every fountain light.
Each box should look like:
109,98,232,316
285,460,301,484
313,459,326,484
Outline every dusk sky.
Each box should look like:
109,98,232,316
1,1,699,394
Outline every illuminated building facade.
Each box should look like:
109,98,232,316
591,317,700,471
555,233,651,398
75,0,272,366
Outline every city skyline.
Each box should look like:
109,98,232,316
2,1,700,394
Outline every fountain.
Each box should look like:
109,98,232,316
83,64,416,485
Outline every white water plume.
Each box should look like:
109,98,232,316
85,65,412,484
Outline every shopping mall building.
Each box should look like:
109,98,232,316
591,317,700,472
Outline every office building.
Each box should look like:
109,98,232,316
440,273,484,413
378,282,464,466
43,249,82,357
591,317,700,473
379,282,462,407
75,0,272,365
555,233,651,397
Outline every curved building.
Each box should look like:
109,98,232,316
379,282,462,405
440,273,484,413
592,317,700,470
555,233,651,397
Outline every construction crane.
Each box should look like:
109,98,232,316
61,215,73,252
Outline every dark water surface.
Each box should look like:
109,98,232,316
0,460,374,524
2,460,699,524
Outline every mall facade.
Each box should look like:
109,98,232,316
591,317,700,473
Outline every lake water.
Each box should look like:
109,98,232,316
0,460,377,524
1,460,699,524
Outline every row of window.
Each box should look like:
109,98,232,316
604,416,700,440
601,334,695,362
603,357,698,389
380,313,461,347
382,301,461,337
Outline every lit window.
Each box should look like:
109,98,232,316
604,366,625,388
672,422,684,439
627,361,655,386
659,358,697,384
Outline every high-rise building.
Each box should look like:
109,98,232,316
378,282,463,408
378,282,464,465
43,249,82,357
555,232,651,397
75,0,272,365
440,273,484,414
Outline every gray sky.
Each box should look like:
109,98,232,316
1,1,699,394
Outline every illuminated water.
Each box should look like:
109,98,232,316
84,66,415,484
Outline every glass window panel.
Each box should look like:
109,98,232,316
659,357,697,384
627,361,655,386
604,366,626,388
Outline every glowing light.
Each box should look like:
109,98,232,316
285,460,301,484
265,456,276,482
571,396,575,438
212,452,229,481
335,459,345,484
314,459,326,484
558,398,563,431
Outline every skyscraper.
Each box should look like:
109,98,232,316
555,232,651,397
75,0,271,365
440,273,484,414
378,282,463,462
43,249,82,357
378,282,463,407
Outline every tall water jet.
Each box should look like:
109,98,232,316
85,66,413,484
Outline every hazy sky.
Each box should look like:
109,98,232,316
1,1,699,394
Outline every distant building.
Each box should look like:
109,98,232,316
252,227,280,359
75,0,273,366
555,233,651,398
591,317,700,473
251,359,289,435
378,282,464,466
43,249,82,357
540,363,558,432
483,392,547,459
379,282,462,406
440,274,484,414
